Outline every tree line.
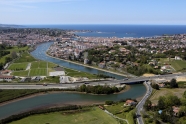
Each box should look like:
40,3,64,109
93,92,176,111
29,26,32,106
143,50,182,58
78,84,125,94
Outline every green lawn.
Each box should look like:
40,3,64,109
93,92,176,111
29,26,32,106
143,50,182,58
31,62,39,69
64,68,98,79
48,62,57,68
39,61,47,68
8,63,28,70
14,52,36,63
31,61,47,69
10,107,118,124
12,71,29,76
29,69,47,76
6,46,29,52
0,54,10,64
159,58,186,71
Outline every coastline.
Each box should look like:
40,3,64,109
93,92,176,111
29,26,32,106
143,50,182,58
45,52,128,77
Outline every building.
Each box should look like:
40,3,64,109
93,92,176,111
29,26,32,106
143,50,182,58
124,100,137,106
0,75,15,80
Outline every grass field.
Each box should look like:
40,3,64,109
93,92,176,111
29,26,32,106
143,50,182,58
14,52,36,63
149,88,186,104
31,61,47,69
159,58,186,71
0,54,10,64
48,62,57,68
29,69,47,76
10,107,118,124
8,63,28,70
12,71,29,76
6,46,29,52
64,68,98,79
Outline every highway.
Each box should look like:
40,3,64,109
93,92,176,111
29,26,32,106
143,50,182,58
0,73,185,89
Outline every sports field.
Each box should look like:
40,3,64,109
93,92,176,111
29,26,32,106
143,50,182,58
31,61,47,69
8,63,28,70
12,71,29,76
10,107,118,124
29,69,47,76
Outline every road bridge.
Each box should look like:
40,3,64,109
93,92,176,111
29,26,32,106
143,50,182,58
0,73,185,89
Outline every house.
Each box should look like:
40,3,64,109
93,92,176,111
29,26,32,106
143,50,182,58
124,100,137,106
31,76,42,81
98,62,106,69
0,75,15,80
0,70,11,75
172,106,180,116
20,77,31,82
175,56,182,60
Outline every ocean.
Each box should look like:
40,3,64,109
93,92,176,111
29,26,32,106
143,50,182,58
25,25,186,38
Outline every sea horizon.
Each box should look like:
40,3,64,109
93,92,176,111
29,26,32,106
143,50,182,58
23,24,186,38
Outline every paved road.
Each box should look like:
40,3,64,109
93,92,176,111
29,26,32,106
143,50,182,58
136,81,152,124
0,73,185,89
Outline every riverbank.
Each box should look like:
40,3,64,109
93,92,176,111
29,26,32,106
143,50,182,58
0,85,131,107
46,53,130,77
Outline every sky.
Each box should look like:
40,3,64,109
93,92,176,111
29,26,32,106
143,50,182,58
0,0,186,25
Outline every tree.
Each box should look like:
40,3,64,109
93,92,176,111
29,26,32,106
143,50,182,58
170,78,178,88
144,99,152,111
183,91,186,98
152,83,159,90
158,96,165,110
11,51,17,59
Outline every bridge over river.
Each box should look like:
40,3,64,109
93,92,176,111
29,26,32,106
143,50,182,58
0,73,185,89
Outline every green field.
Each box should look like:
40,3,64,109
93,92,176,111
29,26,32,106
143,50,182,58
14,52,36,63
10,107,118,124
64,68,98,79
48,62,57,68
6,46,29,52
8,63,28,70
160,58,186,71
0,54,10,64
12,71,29,76
29,69,47,76
31,62,39,68
31,61,47,69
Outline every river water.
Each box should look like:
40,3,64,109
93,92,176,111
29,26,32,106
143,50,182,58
0,42,146,119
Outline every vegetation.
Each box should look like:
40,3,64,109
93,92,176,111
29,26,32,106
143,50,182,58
78,84,125,94
29,69,47,76
8,63,28,71
104,101,136,123
12,71,29,76
64,68,99,79
9,107,118,124
14,52,36,63
0,89,45,103
1,105,80,124
145,90,186,124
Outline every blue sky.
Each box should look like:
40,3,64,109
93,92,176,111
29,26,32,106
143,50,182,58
0,0,186,25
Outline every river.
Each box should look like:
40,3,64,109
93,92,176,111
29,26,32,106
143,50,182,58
0,42,146,119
